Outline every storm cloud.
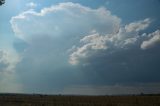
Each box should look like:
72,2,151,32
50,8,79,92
9,2,160,94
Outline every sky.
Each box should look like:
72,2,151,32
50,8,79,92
0,0,160,95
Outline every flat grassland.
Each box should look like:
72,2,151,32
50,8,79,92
0,94,160,106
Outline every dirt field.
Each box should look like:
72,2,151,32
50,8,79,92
0,94,160,106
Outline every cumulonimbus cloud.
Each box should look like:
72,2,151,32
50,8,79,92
9,2,160,94
10,2,122,93
11,2,160,66
10,2,122,67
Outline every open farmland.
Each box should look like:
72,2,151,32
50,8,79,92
0,94,160,106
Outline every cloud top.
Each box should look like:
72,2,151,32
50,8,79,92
11,2,121,43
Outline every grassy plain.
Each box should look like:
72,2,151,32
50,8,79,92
0,94,160,106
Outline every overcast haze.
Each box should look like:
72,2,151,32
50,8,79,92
0,0,160,95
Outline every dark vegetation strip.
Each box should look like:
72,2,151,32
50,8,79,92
0,94,160,106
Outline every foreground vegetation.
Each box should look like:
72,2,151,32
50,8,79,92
0,94,160,106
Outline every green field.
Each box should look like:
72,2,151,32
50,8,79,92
0,94,160,106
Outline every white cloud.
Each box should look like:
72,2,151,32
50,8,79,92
11,2,121,43
69,33,110,65
68,16,160,65
141,30,160,49
10,2,122,66
26,2,37,9
125,18,151,32
69,18,151,65
0,50,20,73
11,2,159,67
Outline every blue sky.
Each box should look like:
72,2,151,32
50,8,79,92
0,0,160,95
